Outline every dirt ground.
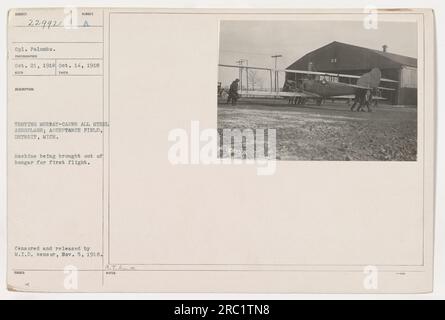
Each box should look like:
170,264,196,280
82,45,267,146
217,98,417,161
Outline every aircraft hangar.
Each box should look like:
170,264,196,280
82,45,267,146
286,41,418,105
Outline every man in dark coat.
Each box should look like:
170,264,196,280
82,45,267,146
350,89,365,112
357,89,373,112
227,79,240,106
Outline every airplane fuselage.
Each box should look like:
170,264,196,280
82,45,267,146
301,79,358,98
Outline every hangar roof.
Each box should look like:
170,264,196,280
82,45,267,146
287,41,417,72
373,50,417,68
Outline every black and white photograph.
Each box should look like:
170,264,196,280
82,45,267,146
218,20,418,161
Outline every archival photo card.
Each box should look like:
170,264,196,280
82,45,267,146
7,8,435,293
218,20,418,161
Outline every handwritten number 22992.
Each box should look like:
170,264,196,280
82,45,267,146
27,19,63,29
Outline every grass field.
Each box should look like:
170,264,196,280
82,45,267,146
217,98,417,161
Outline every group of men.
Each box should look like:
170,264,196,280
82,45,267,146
349,88,376,112
283,79,308,105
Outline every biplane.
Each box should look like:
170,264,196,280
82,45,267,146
218,64,398,106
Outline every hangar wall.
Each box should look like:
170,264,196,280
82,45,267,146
286,42,418,105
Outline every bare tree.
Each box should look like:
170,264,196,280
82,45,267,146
248,69,262,91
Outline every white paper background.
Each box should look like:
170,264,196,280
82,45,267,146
0,0,444,300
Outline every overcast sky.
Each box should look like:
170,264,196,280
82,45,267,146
218,20,418,89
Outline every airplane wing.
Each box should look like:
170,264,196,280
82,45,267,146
238,90,318,98
238,90,387,101
280,68,398,84
332,95,387,100
346,84,396,91
218,64,399,84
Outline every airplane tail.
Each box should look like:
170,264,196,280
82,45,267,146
356,68,382,89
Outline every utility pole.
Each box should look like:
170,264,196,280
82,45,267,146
236,60,244,90
271,54,282,93
244,59,249,93
236,59,248,91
